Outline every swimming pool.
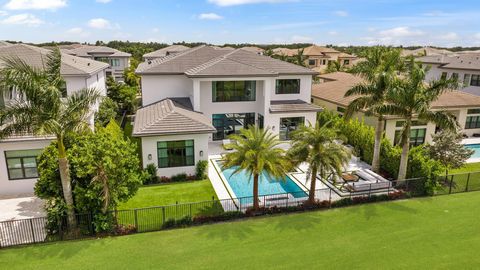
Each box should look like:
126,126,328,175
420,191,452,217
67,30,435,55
464,144,480,159
216,161,307,203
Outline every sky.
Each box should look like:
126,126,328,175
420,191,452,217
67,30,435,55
0,0,480,47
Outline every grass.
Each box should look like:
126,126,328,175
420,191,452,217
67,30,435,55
450,162,480,174
3,192,480,269
436,163,480,194
119,180,218,209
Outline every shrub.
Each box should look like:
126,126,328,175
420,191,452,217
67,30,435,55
195,160,208,179
143,163,159,185
95,97,118,127
193,211,244,224
162,216,193,229
171,173,188,182
115,224,137,235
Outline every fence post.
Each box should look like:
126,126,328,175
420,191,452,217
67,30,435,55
189,203,192,217
162,207,166,225
134,209,138,230
448,175,454,194
465,173,471,192
29,219,36,244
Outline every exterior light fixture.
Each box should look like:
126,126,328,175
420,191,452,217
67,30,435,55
148,154,152,160
200,150,204,157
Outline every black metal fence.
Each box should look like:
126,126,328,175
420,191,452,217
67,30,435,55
0,173,478,248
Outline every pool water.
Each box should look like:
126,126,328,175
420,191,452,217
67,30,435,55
217,161,307,202
464,144,480,159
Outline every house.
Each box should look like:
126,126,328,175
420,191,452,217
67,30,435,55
143,45,190,61
401,47,453,57
272,47,298,57
0,43,108,196
134,45,321,177
419,54,480,96
60,44,131,82
311,72,480,146
302,45,357,73
0,41,11,47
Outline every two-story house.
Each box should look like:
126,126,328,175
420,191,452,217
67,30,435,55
60,44,131,82
311,72,480,147
419,54,480,96
0,43,108,196
302,45,357,73
133,45,321,177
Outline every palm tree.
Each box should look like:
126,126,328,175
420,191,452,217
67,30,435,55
0,48,100,227
288,120,351,204
386,57,458,181
294,48,307,67
344,46,403,173
325,60,345,73
221,127,291,211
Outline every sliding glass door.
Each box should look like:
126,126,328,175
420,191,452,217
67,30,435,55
279,117,305,141
212,113,255,140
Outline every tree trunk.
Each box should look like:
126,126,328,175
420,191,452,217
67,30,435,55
372,117,384,173
308,166,318,205
57,136,77,228
397,126,411,182
253,173,259,211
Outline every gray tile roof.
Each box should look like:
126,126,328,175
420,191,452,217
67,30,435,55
270,99,323,113
419,54,480,70
62,45,131,57
136,45,318,76
143,45,190,58
133,98,216,136
0,43,109,76
0,41,11,47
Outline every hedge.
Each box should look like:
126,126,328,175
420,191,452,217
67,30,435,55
319,111,442,184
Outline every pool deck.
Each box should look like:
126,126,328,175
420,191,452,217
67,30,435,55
461,138,480,163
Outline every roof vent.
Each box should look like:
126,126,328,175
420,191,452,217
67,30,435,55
87,63,90,66
148,60,152,64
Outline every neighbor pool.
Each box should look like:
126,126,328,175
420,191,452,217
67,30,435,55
216,161,307,203
464,144,480,159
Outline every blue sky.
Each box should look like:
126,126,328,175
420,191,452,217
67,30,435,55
0,0,480,47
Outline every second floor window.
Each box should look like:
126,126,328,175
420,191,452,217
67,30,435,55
212,81,256,102
109,59,120,67
275,79,300,94
471,75,480,87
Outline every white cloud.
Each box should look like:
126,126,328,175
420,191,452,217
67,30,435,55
4,0,67,10
88,18,111,29
208,0,291,6
0,10,8,16
328,31,338,35
66,27,90,37
0,13,43,26
438,32,459,41
291,35,312,43
378,26,423,38
198,13,223,20
333,10,348,17
96,0,112,3
361,27,425,46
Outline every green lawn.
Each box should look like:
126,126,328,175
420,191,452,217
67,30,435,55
119,180,218,209
3,192,480,269
122,119,142,159
451,162,480,174
437,163,480,194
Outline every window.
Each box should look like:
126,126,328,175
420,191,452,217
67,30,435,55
279,117,304,141
322,59,326,65
337,107,346,115
212,113,255,140
394,128,426,147
258,114,264,129
441,72,448,79
464,74,471,86
5,149,42,180
471,75,480,87
157,140,194,168
395,120,427,128
275,79,300,94
467,109,480,114
109,59,120,67
212,81,256,102
343,59,350,65
451,73,459,80
308,59,316,66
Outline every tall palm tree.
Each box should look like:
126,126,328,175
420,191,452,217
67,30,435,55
325,60,345,73
221,127,291,211
0,48,100,227
288,120,351,204
386,57,458,181
294,48,308,67
344,46,403,173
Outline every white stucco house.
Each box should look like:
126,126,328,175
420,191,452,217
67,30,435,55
419,54,480,96
312,72,480,146
60,44,131,82
133,45,321,177
0,43,108,196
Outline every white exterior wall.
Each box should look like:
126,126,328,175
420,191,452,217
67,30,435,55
425,64,480,96
270,75,312,102
141,75,193,106
140,133,209,177
0,139,52,196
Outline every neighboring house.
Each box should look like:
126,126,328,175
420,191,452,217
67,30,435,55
419,54,480,96
60,44,131,82
401,47,453,57
272,47,298,57
143,45,190,61
302,45,357,73
134,45,321,177
241,46,265,55
0,43,108,196
311,72,480,146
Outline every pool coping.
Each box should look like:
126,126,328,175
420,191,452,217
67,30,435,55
462,141,480,163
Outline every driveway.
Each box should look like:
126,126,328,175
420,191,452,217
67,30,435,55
0,196,45,222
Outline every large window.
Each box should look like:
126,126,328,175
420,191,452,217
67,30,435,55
212,81,256,102
279,117,304,141
465,116,480,129
394,128,426,147
212,113,255,140
464,74,471,86
109,59,120,67
157,140,194,168
471,75,480,87
275,79,300,94
308,59,316,66
5,149,42,180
